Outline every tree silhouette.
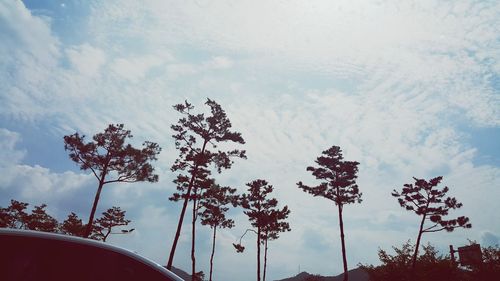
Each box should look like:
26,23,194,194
475,244,500,280
0,199,29,228
239,179,289,281
91,206,133,242
26,204,59,232
64,123,160,238
362,241,459,281
60,212,86,237
392,176,471,269
171,165,213,281
0,200,58,232
297,146,361,281
0,200,134,243
198,184,239,281
167,99,246,277
261,207,291,281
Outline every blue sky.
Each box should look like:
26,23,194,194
1,1,499,280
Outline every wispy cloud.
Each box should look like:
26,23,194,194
0,1,498,280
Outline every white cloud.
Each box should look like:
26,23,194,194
66,43,106,77
0,1,62,121
0,1,499,280
86,0,496,126
111,55,167,82
0,129,26,166
0,128,93,217
205,56,233,69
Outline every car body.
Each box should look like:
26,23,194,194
0,228,184,281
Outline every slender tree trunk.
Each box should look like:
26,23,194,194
263,236,268,281
84,178,105,238
167,141,208,269
412,214,427,269
257,227,261,281
191,193,197,281
209,225,217,281
338,204,348,281
102,229,111,242
84,154,110,238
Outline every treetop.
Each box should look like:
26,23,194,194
63,123,161,184
297,145,361,206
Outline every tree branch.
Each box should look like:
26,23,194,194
73,149,100,181
422,227,447,233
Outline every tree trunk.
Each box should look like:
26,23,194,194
191,193,197,281
209,225,217,281
102,228,111,242
263,236,268,281
412,214,427,269
84,154,110,239
338,204,348,281
257,227,261,281
84,178,105,238
167,141,208,269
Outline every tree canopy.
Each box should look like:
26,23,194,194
392,176,471,268
297,145,360,281
1,199,133,242
64,123,160,237
238,179,290,281
297,146,361,206
167,99,246,278
91,206,133,242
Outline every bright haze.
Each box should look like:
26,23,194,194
1,1,499,281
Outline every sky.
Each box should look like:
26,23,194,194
0,0,499,280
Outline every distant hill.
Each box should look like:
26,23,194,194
275,267,369,281
165,266,369,281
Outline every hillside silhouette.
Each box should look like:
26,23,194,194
276,267,369,281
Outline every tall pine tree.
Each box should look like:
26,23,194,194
297,146,361,281
239,179,290,281
199,184,239,281
167,99,246,279
392,176,471,269
64,124,160,237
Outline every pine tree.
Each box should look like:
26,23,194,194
26,204,59,232
64,123,160,237
261,207,290,281
0,200,29,228
91,206,133,242
60,212,86,237
199,184,239,281
239,179,290,281
392,176,471,269
297,146,361,281
167,99,246,279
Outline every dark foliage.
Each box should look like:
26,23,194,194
0,199,58,232
1,199,133,242
297,145,360,281
233,243,245,253
0,199,29,229
392,176,471,268
239,179,290,281
260,202,291,281
167,99,246,279
59,212,86,237
297,146,361,206
64,123,160,237
91,206,133,242
474,245,500,280
26,204,59,232
199,184,238,281
362,241,500,281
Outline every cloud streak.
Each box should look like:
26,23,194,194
0,1,498,280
